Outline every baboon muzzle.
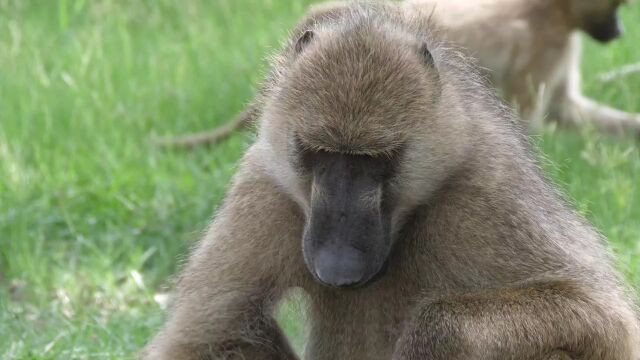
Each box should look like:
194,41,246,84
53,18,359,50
587,12,623,43
302,152,392,289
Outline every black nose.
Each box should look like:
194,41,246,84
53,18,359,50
589,15,623,43
313,246,368,288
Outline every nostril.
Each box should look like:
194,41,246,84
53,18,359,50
313,245,367,287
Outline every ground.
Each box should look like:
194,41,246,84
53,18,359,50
1,0,639,359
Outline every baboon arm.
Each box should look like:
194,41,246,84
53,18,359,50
142,159,304,360
393,281,635,360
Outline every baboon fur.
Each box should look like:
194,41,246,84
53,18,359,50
143,2,640,359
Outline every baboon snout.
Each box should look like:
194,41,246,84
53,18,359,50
587,12,623,43
300,151,395,288
313,245,368,287
303,207,391,288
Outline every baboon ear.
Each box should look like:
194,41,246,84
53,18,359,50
419,42,435,66
295,30,315,54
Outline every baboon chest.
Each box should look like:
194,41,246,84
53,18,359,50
305,283,417,360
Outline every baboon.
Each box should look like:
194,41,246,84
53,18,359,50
156,0,640,148
143,2,640,360
405,0,640,133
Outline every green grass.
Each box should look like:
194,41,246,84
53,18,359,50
0,1,638,359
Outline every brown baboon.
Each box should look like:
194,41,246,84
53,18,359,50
405,0,640,133
158,0,640,148
143,2,640,360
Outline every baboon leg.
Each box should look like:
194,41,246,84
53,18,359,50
504,69,551,132
556,93,640,137
142,160,304,360
551,34,640,137
393,281,633,360
154,104,258,149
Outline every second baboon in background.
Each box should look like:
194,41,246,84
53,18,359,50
157,0,640,148
405,0,640,133
143,2,640,359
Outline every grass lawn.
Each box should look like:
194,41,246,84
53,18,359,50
1,1,639,359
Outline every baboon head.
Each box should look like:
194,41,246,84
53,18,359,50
570,0,628,42
260,5,465,289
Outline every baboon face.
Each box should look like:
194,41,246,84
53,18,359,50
270,17,442,288
299,149,397,288
574,0,626,43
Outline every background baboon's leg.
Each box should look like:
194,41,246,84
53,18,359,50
393,282,632,360
504,68,550,132
551,34,640,136
143,161,304,360
153,103,258,149
556,93,640,136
